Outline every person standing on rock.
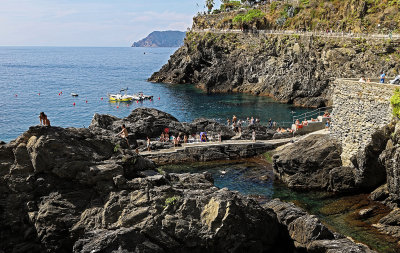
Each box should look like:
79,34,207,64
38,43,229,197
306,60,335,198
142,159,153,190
147,137,151,152
252,130,256,142
380,71,386,83
39,112,45,125
118,124,129,146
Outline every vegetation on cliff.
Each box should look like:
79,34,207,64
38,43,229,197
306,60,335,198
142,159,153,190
197,0,400,33
391,88,400,118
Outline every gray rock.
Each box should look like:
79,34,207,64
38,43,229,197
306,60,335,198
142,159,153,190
273,134,354,191
351,128,390,189
264,199,374,252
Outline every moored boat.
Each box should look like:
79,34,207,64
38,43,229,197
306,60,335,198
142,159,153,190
108,88,134,102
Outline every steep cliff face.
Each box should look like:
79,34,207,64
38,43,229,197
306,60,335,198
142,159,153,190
149,32,400,107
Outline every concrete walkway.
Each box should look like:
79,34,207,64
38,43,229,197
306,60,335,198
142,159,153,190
140,129,330,157
140,137,293,157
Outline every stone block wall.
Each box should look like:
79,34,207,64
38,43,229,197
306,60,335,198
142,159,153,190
331,79,396,166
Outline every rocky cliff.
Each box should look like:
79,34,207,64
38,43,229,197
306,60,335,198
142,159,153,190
132,31,186,48
149,31,400,107
0,108,376,252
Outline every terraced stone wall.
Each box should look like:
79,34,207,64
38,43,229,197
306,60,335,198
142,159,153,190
331,79,396,166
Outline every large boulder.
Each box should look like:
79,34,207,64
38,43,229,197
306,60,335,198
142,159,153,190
264,199,374,252
240,124,276,140
71,173,288,253
374,208,400,239
187,118,235,140
0,126,156,252
351,127,391,190
89,108,235,142
273,134,355,192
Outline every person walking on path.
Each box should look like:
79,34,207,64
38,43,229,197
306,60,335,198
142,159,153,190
380,71,386,83
118,124,129,146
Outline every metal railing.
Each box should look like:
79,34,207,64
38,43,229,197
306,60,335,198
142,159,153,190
190,28,400,40
292,106,333,123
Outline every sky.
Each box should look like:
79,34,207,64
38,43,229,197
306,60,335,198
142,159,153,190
0,0,222,47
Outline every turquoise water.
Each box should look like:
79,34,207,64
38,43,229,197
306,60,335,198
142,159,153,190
161,162,400,253
0,47,311,142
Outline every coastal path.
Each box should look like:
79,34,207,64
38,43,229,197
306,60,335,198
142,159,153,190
190,28,400,41
140,129,329,165
141,137,292,156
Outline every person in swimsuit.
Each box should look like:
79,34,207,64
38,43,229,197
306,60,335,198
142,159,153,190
118,124,129,146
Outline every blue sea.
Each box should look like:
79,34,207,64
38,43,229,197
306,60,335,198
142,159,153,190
0,47,311,142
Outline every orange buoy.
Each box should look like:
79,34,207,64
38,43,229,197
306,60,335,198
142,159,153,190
117,106,119,109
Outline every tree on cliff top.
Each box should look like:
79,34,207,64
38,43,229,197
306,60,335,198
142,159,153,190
206,0,214,13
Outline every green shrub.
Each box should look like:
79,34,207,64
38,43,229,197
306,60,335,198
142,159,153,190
222,1,241,10
233,9,265,25
164,196,180,207
391,88,400,118
263,152,273,163
270,1,278,13
212,9,221,14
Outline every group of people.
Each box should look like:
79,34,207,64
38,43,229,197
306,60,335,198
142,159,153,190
359,71,397,84
292,111,331,131
159,132,222,146
227,115,277,134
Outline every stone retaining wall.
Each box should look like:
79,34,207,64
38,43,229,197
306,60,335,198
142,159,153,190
331,79,397,166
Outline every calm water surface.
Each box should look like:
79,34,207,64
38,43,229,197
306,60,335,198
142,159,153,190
0,47,311,142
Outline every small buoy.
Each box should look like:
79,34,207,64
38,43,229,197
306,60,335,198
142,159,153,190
158,97,160,100
59,93,61,96
38,93,40,96
101,97,103,100
73,102,76,106
136,101,139,104
117,106,119,109
149,99,152,102
15,94,18,97
85,100,88,103
127,104,129,107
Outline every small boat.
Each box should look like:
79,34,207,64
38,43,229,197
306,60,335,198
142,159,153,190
133,92,153,101
71,93,79,97
108,88,134,102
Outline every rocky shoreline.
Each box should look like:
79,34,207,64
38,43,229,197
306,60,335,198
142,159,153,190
0,108,378,252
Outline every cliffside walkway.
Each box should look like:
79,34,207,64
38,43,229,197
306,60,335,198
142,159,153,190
141,138,292,157
140,129,329,165
190,28,400,41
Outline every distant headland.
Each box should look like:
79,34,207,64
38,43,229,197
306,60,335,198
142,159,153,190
132,31,186,47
